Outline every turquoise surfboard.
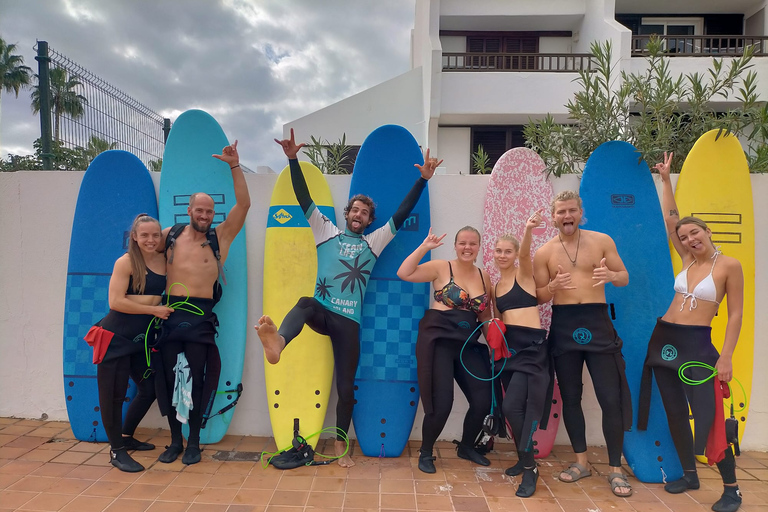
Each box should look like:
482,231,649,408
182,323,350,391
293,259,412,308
350,125,430,457
580,141,682,483
159,109,248,444
63,150,157,442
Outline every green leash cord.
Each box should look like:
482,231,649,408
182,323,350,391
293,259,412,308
260,427,350,468
141,282,205,380
677,361,747,413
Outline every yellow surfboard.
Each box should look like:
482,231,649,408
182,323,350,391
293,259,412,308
263,162,335,450
672,130,754,454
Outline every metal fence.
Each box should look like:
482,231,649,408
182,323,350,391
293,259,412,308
35,41,169,169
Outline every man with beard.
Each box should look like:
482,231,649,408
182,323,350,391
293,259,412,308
533,190,633,497
257,129,439,467
155,141,250,465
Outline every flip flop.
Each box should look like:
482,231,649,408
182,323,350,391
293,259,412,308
558,462,592,483
608,472,633,497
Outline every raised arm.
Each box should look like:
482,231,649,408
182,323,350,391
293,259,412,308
533,246,554,304
517,209,543,280
275,128,313,213
717,259,744,382
213,140,251,245
397,228,445,283
655,151,687,259
391,149,442,229
108,255,173,319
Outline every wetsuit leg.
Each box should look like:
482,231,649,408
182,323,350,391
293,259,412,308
584,352,625,468
325,312,360,441
159,339,185,446
454,343,492,446
554,350,588,454
122,350,155,437
420,340,457,453
684,365,716,458
278,297,329,345
97,355,131,449
502,371,529,450
183,341,209,448
653,365,696,472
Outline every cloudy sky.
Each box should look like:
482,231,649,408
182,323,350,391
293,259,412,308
0,0,415,171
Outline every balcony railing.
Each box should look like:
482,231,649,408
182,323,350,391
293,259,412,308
631,35,768,57
442,52,594,72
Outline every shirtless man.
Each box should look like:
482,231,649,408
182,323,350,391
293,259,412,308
257,129,438,467
533,190,633,497
155,141,250,465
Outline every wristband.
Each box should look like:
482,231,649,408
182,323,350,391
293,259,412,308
230,164,240,169
546,281,554,294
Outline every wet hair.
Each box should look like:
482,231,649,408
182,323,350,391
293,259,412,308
550,190,582,216
127,213,161,294
344,194,376,224
455,225,481,244
495,234,520,253
676,216,716,248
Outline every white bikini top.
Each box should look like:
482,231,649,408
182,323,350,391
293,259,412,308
673,252,720,311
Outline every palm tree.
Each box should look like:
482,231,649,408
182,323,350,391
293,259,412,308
31,67,87,142
0,37,33,153
84,135,117,161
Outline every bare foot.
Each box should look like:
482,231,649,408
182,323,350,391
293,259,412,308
335,439,354,468
255,316,285,364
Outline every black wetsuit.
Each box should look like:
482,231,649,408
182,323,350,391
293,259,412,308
495,280,550,468
416,264,491,454
154,296,221,450
278,158,427,440
548,303,632,468
638,318,737,484
93,268,164,451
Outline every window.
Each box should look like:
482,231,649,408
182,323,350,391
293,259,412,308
470,126,526,173
639,17,703,53
467,36,538,70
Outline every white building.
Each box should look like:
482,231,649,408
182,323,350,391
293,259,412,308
286,0,768,175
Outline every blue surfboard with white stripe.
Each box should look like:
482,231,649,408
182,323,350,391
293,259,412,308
159,109,248,444
580,141,682,483
350,125,430,457
63,150,157,442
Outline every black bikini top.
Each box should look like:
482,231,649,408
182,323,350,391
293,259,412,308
126,267,166,296
434,262,489,314
495,278,537,312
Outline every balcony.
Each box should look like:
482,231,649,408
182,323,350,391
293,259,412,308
442,52,594,72
631,35,768,57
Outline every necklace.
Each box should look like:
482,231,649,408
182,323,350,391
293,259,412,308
558,230,580,267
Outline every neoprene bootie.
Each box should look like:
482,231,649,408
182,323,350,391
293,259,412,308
418,449,436,474
122,436,155,451
516,466,539,498
711,486,742,512
158,443,184,463
456,443,490,466
110,448,144,472
182,445,202,465
664,471,700,494
505,459,524,476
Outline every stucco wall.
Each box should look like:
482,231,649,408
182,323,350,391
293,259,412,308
1,170,766,451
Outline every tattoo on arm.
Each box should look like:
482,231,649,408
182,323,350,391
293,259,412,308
669,209,678,217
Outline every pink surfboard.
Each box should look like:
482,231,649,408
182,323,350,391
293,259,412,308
482,147,562,458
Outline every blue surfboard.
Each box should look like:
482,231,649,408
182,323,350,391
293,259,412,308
159,109,248,444
580,141,682,483
63,150,157,442
350,125,430,457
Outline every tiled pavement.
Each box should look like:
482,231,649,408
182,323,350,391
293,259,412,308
1,417,767,511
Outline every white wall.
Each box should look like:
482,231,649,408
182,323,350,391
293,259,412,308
539,37,573,53
1,171,767,451
437,126,471,175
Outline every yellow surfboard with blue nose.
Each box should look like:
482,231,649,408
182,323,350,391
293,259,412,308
263,161,335,450
673,130,754,454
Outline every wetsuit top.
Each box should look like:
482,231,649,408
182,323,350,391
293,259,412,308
495,278,537,312
673,252,720,311
290,158,427,323
126,267,166,296
433,262,489,314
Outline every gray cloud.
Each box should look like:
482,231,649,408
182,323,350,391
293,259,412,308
0,0,414,171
